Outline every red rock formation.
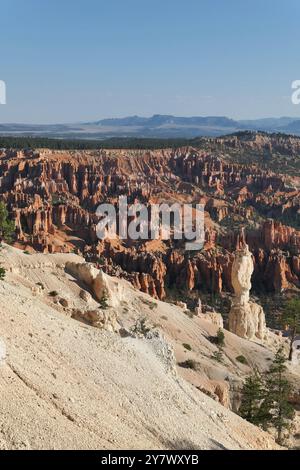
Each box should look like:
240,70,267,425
0,142,299,299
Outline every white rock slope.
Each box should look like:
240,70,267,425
0,245,279,450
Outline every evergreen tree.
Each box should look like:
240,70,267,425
0,202,14,243
216,328,225,347
0,266,5,281
282,298,300,361
262,347,295,445
211,328,225,363
239,370,265,425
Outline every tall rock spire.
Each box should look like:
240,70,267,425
228,240,267,341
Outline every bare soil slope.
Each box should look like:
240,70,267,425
0,245,281,450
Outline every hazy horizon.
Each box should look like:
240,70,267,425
1,114,300,126
1,0,300,124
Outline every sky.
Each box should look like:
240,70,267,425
0,0,300,123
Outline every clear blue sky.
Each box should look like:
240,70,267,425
1,0,300,123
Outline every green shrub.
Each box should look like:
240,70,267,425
217,328,225,347
236,355,248,365
0,266,6,281
211,350,223,363
178,359,197,370
182,343,192,351
208,328,225,347
99,292,109,309
131,317,151,336
49,290,58,297
141,298,158,310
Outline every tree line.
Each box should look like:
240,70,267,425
0,136,193,150
240,346,297,446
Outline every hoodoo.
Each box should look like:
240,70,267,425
228,236,267,341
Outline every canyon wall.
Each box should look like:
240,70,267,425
0,142,299,300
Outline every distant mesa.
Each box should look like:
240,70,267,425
1,114,300,139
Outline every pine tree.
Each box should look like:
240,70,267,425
0,202,14,243
239,370,265,425
262,347,295,445
0,266,5,281
282,298,300,361
216,328,225,347
0,202,13,280
211,328,225,363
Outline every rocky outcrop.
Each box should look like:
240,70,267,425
144,330,177,376
198,380,230,408
71,308,118,332
228,242,267,341
213,381,230,408
65,261,126,309
0,142,299,301
198,311,224,328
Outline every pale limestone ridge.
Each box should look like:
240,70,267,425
0,244,281,450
